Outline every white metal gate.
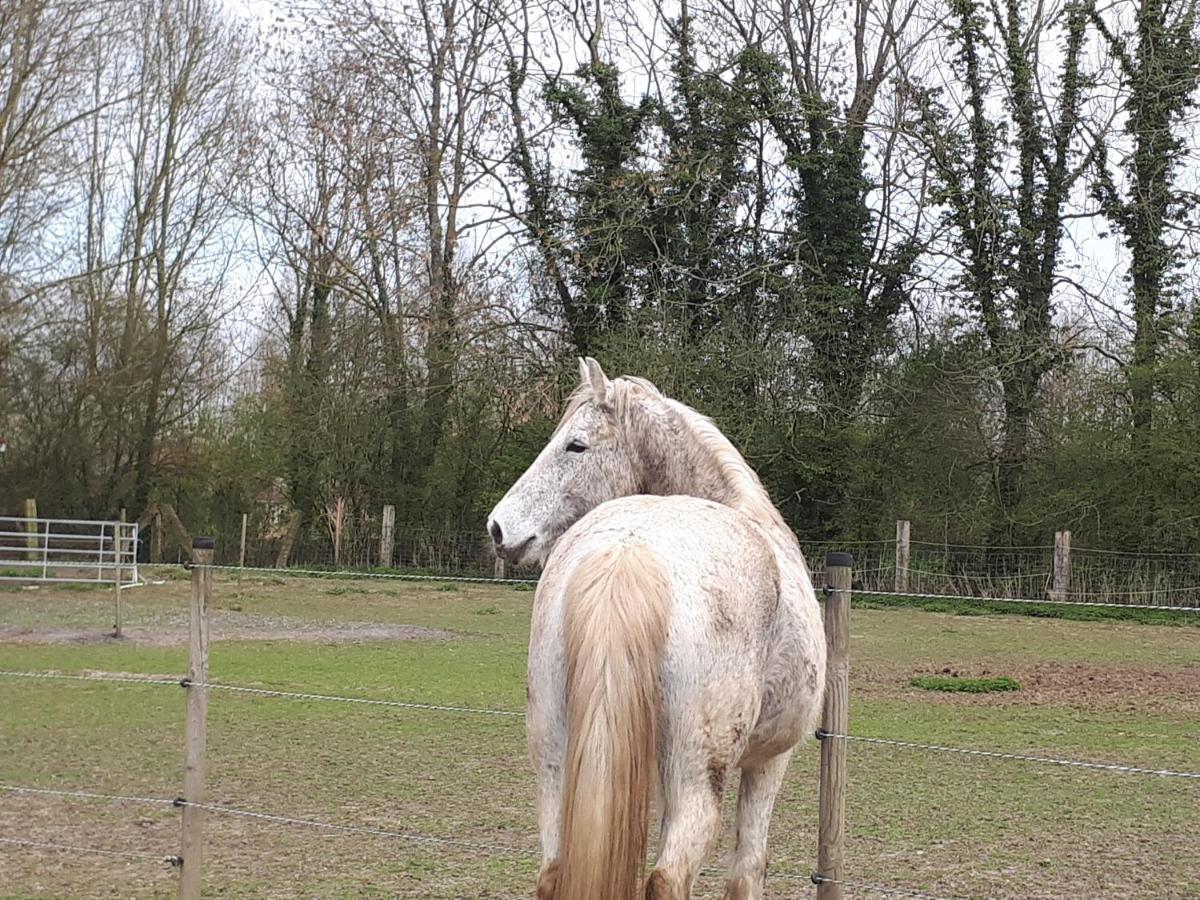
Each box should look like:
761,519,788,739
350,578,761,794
0,516,139,586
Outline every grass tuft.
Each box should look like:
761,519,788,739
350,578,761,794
910,675,1020,693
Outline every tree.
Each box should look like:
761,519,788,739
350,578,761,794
1091,0,1200,438
2,0,253,517
908,0,1098,539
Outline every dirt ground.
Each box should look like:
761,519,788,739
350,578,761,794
0,617,451,647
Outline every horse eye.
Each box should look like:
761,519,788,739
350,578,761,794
565,440,587,453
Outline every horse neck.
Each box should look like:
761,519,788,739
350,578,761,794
635,399,797,549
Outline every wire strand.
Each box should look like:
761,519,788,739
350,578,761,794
903,568,1052,581
822,733,1200,779
186,563,538,585
1072,545,1200,559
0,836,179,865
0,670,178,687
187,680,526,718
0,784,177,806
852,588,1200,611
0,669,525,719
176,799,538,857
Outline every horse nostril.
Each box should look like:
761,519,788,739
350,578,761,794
489,520,503,546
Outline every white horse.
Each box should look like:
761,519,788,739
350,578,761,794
487,359,826,900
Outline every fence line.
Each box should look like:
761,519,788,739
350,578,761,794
0,836,180,865
125,520,1200,607
175,798,540,857
149,561,1200,609
0,670,525,718
1,777,930,896
853,588,1200,612
0,783,177,807
164,562,539,586
6,670,1195,780
817,733,1200,780
0,670,179,687
903,567,1053,582
906,539,1052,551
183,679,526,718
1073,545,1200,559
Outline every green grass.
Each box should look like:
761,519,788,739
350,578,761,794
1,576,1198,898
910,675,1021,693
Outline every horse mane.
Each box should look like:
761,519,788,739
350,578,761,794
556,374,793,541
657,394,793,538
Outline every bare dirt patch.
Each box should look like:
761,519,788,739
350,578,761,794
894,661,1200,711
0,614,453,647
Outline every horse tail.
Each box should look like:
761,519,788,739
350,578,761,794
557,542,671,900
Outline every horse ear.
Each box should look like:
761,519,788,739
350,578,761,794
584,357,610,404
578,357,590,387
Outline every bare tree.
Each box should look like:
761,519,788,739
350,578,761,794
8,0,255,510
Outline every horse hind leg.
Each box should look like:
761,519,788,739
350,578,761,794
722,750,792,900
645,759,726,900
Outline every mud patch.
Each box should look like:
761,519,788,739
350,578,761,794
903,661,1200,711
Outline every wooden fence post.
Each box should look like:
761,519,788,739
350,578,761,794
895,520,910,593
179,537,213,900
1051,530,1072,601
816,551,853,900
380,505,395,568
239,513,248,568
152,509,163,564
23,498,37,561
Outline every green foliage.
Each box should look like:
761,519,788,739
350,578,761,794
909,675,1020,693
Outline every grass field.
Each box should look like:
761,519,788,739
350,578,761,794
1,570,1198,899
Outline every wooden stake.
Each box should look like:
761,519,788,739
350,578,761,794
23,498,37,561
380,505,395,568
179,538,213,900
152,509,163,564
238,513,248,598
895,520,910,593
1052,530,1072,601
817,551,853,900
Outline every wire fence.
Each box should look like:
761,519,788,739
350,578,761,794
5,505,1195,607
4,553,1199,898
162,560,1200,615
0,776,908,893
242,536,1200,609
5,669,1197,780
0,836,180,866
